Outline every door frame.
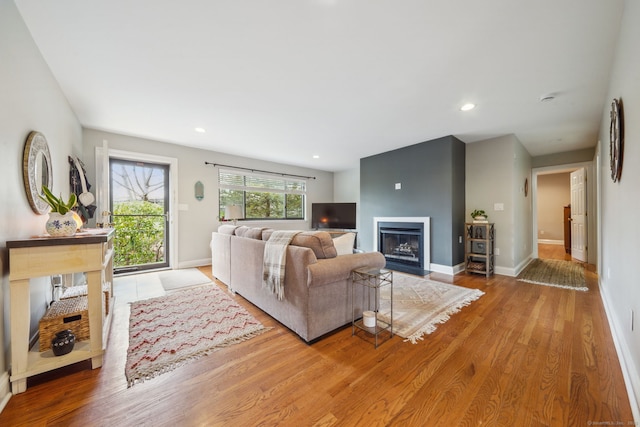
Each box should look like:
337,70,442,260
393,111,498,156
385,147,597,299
96,147,179,271
531,160,596,265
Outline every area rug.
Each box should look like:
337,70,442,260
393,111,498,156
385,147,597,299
517,258,587,291
158,268,212,291
377,274,484,344
126,285,270,387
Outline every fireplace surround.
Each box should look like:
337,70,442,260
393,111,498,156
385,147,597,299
373,217,430,275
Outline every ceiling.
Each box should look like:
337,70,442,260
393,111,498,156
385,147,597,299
15,0,625,172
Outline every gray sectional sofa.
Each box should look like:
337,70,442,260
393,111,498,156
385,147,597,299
210,225,386,342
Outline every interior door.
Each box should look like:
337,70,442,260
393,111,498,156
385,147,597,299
570,168,587,262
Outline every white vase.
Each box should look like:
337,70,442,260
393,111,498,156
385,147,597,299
46,212,77,237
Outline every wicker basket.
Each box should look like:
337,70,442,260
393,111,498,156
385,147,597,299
39,296,90,352
61,282,111,315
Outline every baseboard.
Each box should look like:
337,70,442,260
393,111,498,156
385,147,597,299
513,256,533,277
598,278,640,422
176,259,211,269
537,239,563,245
429,263,462,275
0,371,11,414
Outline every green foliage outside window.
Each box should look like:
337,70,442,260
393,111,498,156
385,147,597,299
113,201,165,267
218,170,305,221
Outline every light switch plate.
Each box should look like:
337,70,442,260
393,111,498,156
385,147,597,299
395,183,401,190
494,203,504,211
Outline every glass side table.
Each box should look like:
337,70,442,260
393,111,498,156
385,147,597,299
351,267,393,348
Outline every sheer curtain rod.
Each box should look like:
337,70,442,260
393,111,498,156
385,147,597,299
204,162,316,180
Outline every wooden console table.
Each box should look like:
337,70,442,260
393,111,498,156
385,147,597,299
7,228,114,394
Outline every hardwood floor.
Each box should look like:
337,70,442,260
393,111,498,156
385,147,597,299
0,250,632,426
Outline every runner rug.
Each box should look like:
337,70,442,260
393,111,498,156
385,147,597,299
126,285,270,387
517,258,587,291
377,274,484,344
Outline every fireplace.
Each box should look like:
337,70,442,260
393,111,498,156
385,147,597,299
375,218,430,275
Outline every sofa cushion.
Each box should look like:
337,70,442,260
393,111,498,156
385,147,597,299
291,231,337,259
235,226,265,239
332,232,356,256
217,224,238,235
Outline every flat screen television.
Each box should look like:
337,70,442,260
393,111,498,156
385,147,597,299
311,202,356,230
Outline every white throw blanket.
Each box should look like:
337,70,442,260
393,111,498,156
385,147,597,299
262,230,300,300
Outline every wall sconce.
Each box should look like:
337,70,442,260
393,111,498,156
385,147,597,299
224,205,243,225
195,181,204,201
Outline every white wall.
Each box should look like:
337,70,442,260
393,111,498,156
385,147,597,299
334,168,360,246
598,0,640,417
82,129,335,267
465,134,532,275
0,0,82,410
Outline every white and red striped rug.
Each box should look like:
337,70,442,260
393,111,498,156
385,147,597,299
126,284,270,387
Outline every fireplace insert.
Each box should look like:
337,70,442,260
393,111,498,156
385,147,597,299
378,221,427,275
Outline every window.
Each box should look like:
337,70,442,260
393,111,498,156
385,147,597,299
218,170,306,220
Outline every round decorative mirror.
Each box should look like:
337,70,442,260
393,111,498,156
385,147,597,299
23,131,53,214
609,98,624,183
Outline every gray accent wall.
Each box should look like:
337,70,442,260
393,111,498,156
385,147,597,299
360,136,465,268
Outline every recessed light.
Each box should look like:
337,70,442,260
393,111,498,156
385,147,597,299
312,155,320,159
460,103,476,111
194,127,206,133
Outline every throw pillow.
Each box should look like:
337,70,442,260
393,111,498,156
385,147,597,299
290,231,337,259
333,232,356,256
217,224,238,235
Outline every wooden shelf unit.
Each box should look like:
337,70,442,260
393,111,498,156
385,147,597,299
7,228,114,394
464,222,495,277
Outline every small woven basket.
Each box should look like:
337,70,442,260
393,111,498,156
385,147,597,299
61,282,111,315
39,296,90,352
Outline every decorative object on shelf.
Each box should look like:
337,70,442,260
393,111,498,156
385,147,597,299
524,178,529,197
51,329,75,356
470,209,488,223
22,131,53,215
46,212,78,236
39,185,78,236
609,97,624,183
362,310,376,328
71,211,84,231
224,204,242,225
39,296,90,351
195,181,204,201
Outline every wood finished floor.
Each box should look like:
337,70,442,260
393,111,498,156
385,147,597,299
0,244,632,426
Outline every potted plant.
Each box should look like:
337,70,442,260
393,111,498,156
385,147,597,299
39,186,79,236
470,209,487,221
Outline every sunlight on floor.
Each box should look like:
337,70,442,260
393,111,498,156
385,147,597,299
113,271,165,304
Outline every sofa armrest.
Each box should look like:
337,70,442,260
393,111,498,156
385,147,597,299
307,251,386,288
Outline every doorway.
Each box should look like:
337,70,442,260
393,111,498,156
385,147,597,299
95,145,178,275
110,158,170,273
532,161,594,264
